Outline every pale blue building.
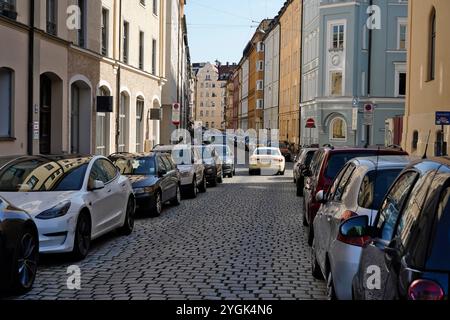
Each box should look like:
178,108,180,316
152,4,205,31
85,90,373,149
301,0,408,147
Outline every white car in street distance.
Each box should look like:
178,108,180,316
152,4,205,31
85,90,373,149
0,155,136,260
249,147,286,176
153,144,207,198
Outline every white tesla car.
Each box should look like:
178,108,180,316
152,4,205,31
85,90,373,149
249,147,286,176
0,155,135,260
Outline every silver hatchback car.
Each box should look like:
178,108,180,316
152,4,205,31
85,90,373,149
311,156,412,300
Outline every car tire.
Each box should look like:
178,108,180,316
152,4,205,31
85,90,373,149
198,176,207,193
228,171,234,178
150,191,163,217
302,199,309,226
280,169,285,176
119,197,135,236
189,178,198,198
170,185,182,206
10,226,39,295
307,224,314,247
217,171,223,184
311,243,323,280
72,212,92,261
297,180,304,197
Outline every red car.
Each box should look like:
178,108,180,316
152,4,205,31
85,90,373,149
302,146,408,246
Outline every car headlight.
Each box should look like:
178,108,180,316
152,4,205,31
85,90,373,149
180,171,191,177
206,167,214,174
225,159,234,165
134,186,157,195
36,201,71,220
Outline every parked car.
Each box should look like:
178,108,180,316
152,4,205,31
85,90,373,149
249,147,286,176
0,196,39,295
0,155,135,260
351,157,450,300
278,142,293,162
193,145,223,187
294,148,318,197
153,144,206,198
109,152,181,217
303,146,408,246
311,156,410,300
211,144,236,178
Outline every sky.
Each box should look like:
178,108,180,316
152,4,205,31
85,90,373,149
185,0,286,64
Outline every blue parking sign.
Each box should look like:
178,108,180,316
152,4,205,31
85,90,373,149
436,112,450,125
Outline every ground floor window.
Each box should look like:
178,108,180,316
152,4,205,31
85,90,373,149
0,68,13,137
330,117,347,141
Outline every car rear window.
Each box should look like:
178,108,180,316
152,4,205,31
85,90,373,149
358,169,403,210
325,152,376,180
305,151,315,167
428,187,450,270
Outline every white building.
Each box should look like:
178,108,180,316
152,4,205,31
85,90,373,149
263,21,280,130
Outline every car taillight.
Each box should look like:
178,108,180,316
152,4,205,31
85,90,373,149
408,279,444,301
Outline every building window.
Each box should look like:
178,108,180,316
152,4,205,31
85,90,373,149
0,0,17,20
395,63,407,97
331,24,345,50
330,117,347,141
398,18,407,50
330,72,343,96
96,86,110,156
77,0,86,48
412,131,419,151
200,111,204,117
101,8,109,56
211,122,215,128
256,99,264,109
256,60,264,72
256,42,264,52
0,68,13,138
429,8,436,81
123,21,129,64
256,80,264,91
136,98,144,152
139,31,144,70
118,93,129,152
153,0,158,15
46,0,57,36
152,39,157,75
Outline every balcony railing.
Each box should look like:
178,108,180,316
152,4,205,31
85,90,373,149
0,1,17,20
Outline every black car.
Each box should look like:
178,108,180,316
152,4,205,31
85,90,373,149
349,158,450,300
0,196,39,295
211,144,236,178
109,153,181,217
194,145,223,187
293,148,317,197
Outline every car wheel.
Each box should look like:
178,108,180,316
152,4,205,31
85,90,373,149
327,270,337,300
280,169,285,176
311,242,323,280
11,227,39,294
198,176,207,193
302,199,309,226
297,180,304,197
217,171,223,184
150,191,162,217
228,171,234,178
72,212,92,261
119,197,135,235
307,224,314,247
170,185,182,206
190,178,198,198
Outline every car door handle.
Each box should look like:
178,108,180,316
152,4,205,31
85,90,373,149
107,189,112,193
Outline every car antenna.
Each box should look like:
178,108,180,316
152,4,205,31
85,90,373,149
423,130,432,159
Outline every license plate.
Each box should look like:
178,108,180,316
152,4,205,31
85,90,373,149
260,159,271,165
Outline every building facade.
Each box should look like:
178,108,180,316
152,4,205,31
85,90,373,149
279,0,302,146
263,20,280,131
301,0,408,147
402,0,450,157
0,0,169,156
239,57,249,130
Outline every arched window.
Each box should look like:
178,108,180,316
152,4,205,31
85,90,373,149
429,7,436,81
118,92,130,152
412,131,419,151
0,67,13,138
330,117,347,141
136,97,145,152
96,86,111,155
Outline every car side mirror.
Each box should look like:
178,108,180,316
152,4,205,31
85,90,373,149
339,215,370,239
91,180,105,191
158,169,167,177
315,190,327,204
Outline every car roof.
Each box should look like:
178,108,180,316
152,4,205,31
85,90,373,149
109,152,157,159
350,156,414,171
153,144,192,151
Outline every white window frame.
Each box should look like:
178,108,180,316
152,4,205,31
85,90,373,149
329,117,348,142
329,21,346,51
397,18,408,50
394,62,407,97
256,99,264,110
256,80,264,91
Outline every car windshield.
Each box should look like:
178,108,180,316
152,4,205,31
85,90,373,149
195,147,213,160
213,145,232,159
255,148,281,156
325,152,376,180
113,157,156,176
172,149,192,165
358,169,403,210
0,157,90,192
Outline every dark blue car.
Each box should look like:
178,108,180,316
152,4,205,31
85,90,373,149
348,157,450,300
109,153,181,217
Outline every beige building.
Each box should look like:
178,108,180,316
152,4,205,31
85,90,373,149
0,0,168,156
194,62,226,130
403,0,450,157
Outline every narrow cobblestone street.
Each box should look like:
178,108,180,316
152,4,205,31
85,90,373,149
17,165,327,300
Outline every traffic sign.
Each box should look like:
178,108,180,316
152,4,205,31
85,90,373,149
172,103,181,126
363,104,374,126
352,108,358,131
305,118,316,129
436,112,450,126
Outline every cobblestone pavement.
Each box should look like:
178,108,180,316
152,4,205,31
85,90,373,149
17,164,327,300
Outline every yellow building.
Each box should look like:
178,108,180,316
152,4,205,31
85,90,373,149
403,0,450,157
279,0,302,146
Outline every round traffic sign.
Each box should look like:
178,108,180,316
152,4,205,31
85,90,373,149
306,118,316,129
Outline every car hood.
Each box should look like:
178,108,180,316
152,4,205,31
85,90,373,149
127,175,159,188
0,191,78,216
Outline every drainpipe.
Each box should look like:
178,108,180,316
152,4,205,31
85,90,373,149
299,0,305,149
27,0,35,155
366,0,374,147
115,0,122,151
